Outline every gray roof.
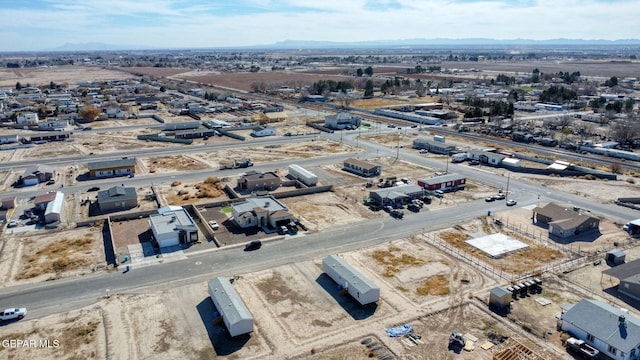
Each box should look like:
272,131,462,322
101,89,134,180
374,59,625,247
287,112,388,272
418,173,465,186
208,277,253,326
603,258,640,280
97,186,137,203
149,207,195,236
490,287,511,298
370,184,424,199
323,255,379,298
562,299,640,353
232,195,287,214
344,158,380,171
87,158,136,171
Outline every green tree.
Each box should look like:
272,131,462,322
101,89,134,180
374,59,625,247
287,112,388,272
364,66,373,76
604,76,618,87
49,81,56,89
356,68,363,77
531,68,540,83
15,81,22,90
364,80,374,98
159,86,166,92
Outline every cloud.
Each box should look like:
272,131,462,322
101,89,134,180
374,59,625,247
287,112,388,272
3,0,638,51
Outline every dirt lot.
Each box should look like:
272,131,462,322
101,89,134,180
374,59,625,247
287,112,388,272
1,235,562,360
0,66,134,88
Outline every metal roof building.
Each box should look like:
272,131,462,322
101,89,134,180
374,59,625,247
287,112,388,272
44,191,64,224
322,255,380,305
97,186,138,212
208,277,254,337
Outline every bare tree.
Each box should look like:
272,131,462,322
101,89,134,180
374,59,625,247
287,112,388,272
78,105,100,123
610,114,640,145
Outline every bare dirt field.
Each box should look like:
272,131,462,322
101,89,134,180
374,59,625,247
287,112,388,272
0,66,133,88
0,225,106,288
170,70,353,92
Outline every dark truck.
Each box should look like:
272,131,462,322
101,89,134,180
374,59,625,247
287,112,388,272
566,337,599,359
220,159,254,170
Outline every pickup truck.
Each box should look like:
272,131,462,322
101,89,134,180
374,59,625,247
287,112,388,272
566,337,599,359
0,308,27,321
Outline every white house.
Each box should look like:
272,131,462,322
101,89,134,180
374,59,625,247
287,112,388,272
231,196,291,229
561,299,640,360
149,206,198,248
251,126,276,137
44,191,64,224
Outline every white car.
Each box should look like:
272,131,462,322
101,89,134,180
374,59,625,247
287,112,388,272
208,220,219,230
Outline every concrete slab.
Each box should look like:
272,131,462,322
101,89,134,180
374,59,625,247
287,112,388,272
465,233,529,258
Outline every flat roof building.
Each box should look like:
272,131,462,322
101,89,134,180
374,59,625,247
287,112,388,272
149,206,198,248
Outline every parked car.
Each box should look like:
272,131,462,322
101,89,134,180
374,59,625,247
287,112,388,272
87,187,100,192
485,196,496,202
244,240,262,251
278,225,288,235
7,220,18,228
468,159,480,166
390,209,404,219
495,193,506,200
46,179,55,185
407,203,421,212
506,199,517,206
208,220,219,230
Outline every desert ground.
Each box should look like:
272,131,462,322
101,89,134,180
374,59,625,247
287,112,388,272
0,66,134,88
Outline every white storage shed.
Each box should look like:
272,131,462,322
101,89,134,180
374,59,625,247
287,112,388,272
208,277,254,337
288,164,318,186
322,255,380,305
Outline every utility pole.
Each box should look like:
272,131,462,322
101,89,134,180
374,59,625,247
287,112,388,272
505,173,510,201
396,131,400,160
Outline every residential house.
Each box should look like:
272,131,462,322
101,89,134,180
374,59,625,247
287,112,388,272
324,112,362,130
251,126,276,137
20,165,55,186
34,191,58,211
87,158,136,178
231,195,292,229
97,186,138,212
149,206,198,248
16,112,39,125
560,299,640,360
236,171,281,192
1,197,16,210
417,173,466,192
603,259,640,301
343,158,381,177
369,184,425,206
532,202,600,238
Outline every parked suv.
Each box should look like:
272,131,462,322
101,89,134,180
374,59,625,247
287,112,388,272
0,308,27,322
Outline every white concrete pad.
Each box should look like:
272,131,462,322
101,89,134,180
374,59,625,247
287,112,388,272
466,233,529,258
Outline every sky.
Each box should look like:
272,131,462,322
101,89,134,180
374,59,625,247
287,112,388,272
1,0,638,51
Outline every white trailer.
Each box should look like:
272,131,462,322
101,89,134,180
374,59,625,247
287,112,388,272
288,164,318,186
208,277,254,337
322,255,380,305
451,152,467,163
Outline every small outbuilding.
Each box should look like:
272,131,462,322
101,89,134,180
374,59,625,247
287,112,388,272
207,277,254,337
44,191,64,224
489,287,512,314
606,250,626,266
322,255,380,305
